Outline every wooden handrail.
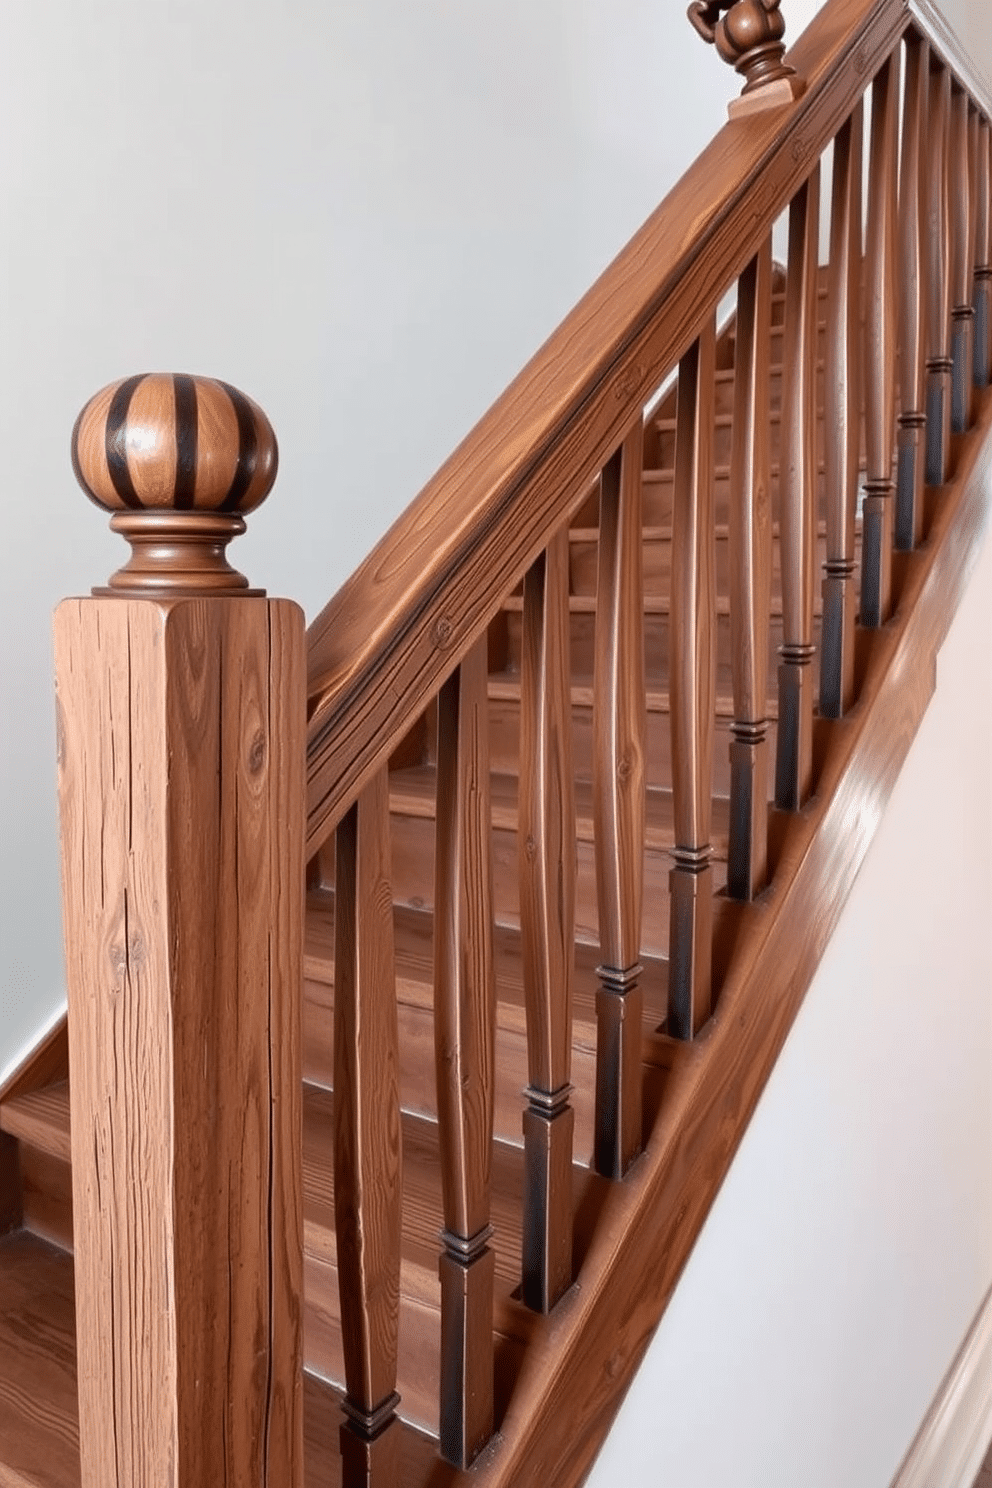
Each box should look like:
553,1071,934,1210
304,0,912,860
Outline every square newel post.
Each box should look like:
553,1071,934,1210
55,375,305,1487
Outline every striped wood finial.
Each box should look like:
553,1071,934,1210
71,373,278,595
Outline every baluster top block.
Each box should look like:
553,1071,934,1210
72,372,277,516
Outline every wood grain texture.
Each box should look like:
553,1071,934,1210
668,318,716,1039
950,88,976,433
896,37,929,553
0,1234,79,1488
518,530,576,1312
433,637,496,1466
727,237,773,899
973,118,992,389
458,378,992,1488
0,1087,71,1165
54,594,305,1488
0,1021,68,1107
776,169,820,810
926,64,953,486
332,772,403,1442
304,0,912,861
592,424,646,1178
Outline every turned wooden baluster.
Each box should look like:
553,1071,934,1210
776,167,819,810
821,105,863,715
861,57,899,629
433,637,497,1467
334,772,403,1484
925,64,953,487
973,117,992,389
668,316,716,1039
896,40,929,554
727,237,773,896
950,88,976,433
687,0,805,118
59,375,304,1487
592,425,646,1178
518,528,576,1311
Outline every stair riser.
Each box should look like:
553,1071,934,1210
19,1146,73,1255
304,976,599,1157
505,609,823,686
486,697,778,798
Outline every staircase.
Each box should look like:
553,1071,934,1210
3,2,992,1485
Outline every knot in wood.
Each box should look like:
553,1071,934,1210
246,731,267,775
616,753,632,782
524,835,537,862
433,615,455,648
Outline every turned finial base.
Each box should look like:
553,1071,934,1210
97,511,264,599
728,69,805,119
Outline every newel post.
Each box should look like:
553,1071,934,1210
687,0,805,119
55,375,305,1486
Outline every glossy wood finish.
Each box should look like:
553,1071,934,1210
896,38,930,552
333,772,403,1481
518,530,576,1311
432,637,496,1466
950,91,976,433
926,64,953,486
861,56,899,628
973,119,992,389
304,0,910,862
776,169,820,808
668,318,716,1039
727,239,773,895
821,104,863,714
54,592,305,1488
592,426,646,1177
687,0,804,114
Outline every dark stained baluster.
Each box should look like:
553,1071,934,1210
433,635,497,1467
925,65,953,486
861,57,899,629
727,237,773,895
776,167,820,808
668,316,716,1039
592,423,646,1178
896,40,929,553
951,87,975,433
334,773,403,1485
821,103,863,715
973,118,992,389
518,528,576,1312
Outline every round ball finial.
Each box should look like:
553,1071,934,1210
71,373,278,596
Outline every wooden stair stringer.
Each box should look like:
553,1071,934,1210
450,389,992,1488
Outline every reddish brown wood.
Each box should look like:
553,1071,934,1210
950,88,976,433
0,1134,19,1238
333,771,403,1479
776,168,819,808
433,636,496,1467
822,103,864,713
727,237,773,898
926,64,953,485
861,57,899,628
55,591,306,1488
973,118,992,389
518,529,576,1311
896,38,929,552
668,316,716,1038
592,423,646,1178
687,0,805,114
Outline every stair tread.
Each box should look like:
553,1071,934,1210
567,520,835,542
387,767,732,859
0,1229,442,1487
0,1086,71,1167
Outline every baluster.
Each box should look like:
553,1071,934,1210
57,375,304,1487
951,87,976,433
433,637,496,1467
776,167,820,809
925,65,953,485
518,528,576,1312
974,117,992,389
592,424,646,1178
861,57,899,628
668,316,716,1039
727,237,773,895
334,771,403,1483
821,104,864,715
896,39,929,552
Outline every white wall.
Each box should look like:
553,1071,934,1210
0,0,752,1082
